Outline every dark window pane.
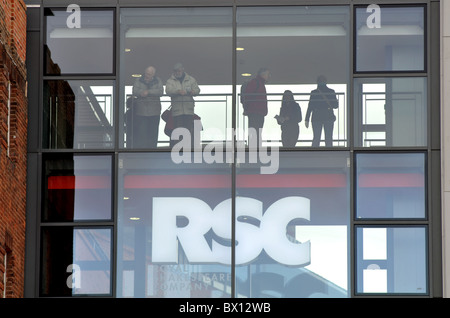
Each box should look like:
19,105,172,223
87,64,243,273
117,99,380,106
45,8,114,75
40,227,112,296
356,227,427,294
43,155,112,221
356,153,426,219
355,6,425,72
43,80,114,149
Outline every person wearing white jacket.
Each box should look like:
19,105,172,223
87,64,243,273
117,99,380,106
165,63,201,147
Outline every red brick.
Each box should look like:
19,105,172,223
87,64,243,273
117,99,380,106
0,0,26,298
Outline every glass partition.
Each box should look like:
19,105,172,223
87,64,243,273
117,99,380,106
355,153,426,219
40,227,112,296
235,151,350,297
355,5,425,72
354,77,427,147
45,8,114,75
236,6,350,148
356,226,427,294
116,152,232,297
42,155,113,222
43,80,114,149
119,8,233,149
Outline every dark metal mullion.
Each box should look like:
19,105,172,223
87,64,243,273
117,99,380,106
231,1,237,299
349,1,356,299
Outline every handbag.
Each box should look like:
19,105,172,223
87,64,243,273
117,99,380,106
161,106,203,137
161,106,174,137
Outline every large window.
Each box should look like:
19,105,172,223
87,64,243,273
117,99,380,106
33,2,437,299
235,151,350,297
119,8,233,149
236,6,350,147
116,152,232,297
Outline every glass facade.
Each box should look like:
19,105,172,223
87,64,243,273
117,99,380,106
30,1,439,298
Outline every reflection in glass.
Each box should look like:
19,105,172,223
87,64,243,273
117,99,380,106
356,227,427,294
355,6,425,72
236,6,349,147
43,155,112,221
235,151,350,297
45,9,114,75
354,77,427,147
43,80,114,149
40,227,112,296
116,152,232,298
356,153,426,219
119,8,233,149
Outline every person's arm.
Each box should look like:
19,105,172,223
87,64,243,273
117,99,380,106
189,77,200,96
165,78,178,96
132,80,147,97
148,78,164,97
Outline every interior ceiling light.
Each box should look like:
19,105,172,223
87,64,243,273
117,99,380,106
236,47,245,51
241,73,252,77
132,74,142,78
125,48,131,52
130,217,140,221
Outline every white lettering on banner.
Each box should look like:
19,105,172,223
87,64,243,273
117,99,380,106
152,196,311,266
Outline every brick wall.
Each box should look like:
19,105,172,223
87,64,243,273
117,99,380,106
0,0,27,298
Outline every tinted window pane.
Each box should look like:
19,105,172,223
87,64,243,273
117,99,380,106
119,8,232,149
235,151,350,297
116,152,232,297
45,9,114,75
356,227,427,294
354,78,427,147
236,6,349,148
43,80,114,149
355,6,425,72
43,155,112,221
356,153,426,219
40,227,112,296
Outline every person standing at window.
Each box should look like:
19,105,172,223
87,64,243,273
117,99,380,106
305,75,338,147
165,63,201,147
243,68,270,149
276,90,302,147
132,66,164,148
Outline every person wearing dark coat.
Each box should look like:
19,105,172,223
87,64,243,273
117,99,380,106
305,75,338,147
243,68,270,149
276,90,302,147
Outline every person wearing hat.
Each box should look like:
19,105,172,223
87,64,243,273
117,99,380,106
305,75,339,147
165,63,201,147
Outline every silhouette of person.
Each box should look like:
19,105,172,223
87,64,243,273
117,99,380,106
131,66,164,148
243,68,270,149
275,90,302,147
305,75,338,147
165,63,200,148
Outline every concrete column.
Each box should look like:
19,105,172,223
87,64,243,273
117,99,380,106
441,0,450,298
